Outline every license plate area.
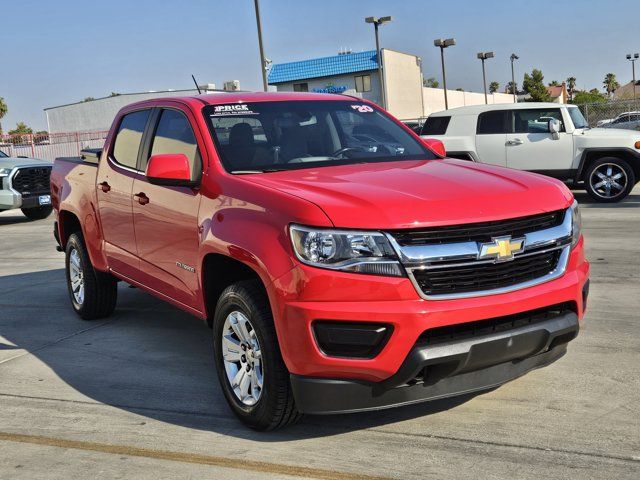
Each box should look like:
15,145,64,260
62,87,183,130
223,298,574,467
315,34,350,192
38,195,51,206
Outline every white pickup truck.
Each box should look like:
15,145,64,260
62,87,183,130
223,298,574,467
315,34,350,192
421,102,640,202
0,149,53,219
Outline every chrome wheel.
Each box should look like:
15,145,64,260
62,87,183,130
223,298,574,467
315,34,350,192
589,163,628,199
68,248,85,305
221,311,263,406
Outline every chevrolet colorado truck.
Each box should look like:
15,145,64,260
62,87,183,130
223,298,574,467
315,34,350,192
51,93,589,430
0,149,53,219
421,102,640,202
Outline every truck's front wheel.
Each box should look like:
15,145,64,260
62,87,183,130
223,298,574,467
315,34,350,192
65,233,117,320
584,157,635,202
212,280,301,430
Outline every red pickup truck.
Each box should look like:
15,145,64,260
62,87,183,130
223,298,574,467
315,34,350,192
51,92,589,430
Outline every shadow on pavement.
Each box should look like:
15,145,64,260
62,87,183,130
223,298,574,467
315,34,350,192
572,190,640,208
0,268,482,441
0,213,33,226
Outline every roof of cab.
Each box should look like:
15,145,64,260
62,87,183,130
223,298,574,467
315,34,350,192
124,91,356,110
429,102,577,117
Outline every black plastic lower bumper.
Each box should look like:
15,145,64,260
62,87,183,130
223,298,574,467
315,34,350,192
291,311,579,414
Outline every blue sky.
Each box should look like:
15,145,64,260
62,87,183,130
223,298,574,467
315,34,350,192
2,0,639,131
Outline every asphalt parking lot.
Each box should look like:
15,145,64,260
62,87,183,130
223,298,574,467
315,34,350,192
1,189,639,480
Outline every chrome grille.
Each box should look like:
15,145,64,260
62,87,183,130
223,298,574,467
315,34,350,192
387,209,572,300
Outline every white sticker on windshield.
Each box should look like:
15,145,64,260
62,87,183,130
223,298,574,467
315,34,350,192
350,104,374,113
212,104,257,115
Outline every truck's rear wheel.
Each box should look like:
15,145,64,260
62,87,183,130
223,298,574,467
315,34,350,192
212,280,301,430
585,157,635,202
21,205,53,220
65,233,117,320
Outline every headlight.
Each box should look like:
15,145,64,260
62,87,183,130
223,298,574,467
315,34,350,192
0,168,11,177
570,200,582,248
289,225,404,277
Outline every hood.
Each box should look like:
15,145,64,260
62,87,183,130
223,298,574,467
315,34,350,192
581,127,640,140
242,159,573,229
0,156,51,169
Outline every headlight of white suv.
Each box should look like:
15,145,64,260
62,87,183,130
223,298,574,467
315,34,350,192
0,168,12,178
289,225,404,276
570,200,582,248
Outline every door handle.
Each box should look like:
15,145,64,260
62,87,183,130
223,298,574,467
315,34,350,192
99,181,111,193
506,139,524,146
134,192,149,205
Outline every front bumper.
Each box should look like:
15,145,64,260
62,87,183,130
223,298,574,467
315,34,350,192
0,186,21,210
291,310,578,414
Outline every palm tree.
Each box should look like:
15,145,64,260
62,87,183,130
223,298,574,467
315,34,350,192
566,77,576,102
489,81,499,94
0,97,7,134
548,80,561,87
603,73,620,97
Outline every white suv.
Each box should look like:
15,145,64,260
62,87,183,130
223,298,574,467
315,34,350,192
420,103,640,202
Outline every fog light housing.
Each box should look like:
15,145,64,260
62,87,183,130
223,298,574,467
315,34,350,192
313,321,393,358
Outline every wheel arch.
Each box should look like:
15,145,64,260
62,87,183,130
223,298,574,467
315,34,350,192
577,148,640,184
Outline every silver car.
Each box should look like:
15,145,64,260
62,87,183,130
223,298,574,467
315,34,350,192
0,149,53,220
601,112,640,131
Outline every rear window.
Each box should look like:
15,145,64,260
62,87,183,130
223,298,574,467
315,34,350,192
420,116,451,135
112,109,151,169
476,110,510,134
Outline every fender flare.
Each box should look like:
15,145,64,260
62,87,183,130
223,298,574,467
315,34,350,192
575,147,640,182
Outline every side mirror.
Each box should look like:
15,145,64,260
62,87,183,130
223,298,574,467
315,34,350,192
422,138,446,158
146,154,196,187
548,119,561,139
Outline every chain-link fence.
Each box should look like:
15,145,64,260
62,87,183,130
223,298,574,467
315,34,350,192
0,130,108,162
577,99,640,127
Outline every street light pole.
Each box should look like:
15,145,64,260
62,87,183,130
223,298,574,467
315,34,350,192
365,16,393,110
434,38,456,110
510,53,519,103
253,0,268,92
477,52,494,104
627,53,639,102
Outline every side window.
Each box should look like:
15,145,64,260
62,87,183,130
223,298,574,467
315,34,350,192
355,75,372,92
148,109,200,176
421,116,451,135
293,83,308,92
112,109,151,169
513,109,563,133
477,111,510,134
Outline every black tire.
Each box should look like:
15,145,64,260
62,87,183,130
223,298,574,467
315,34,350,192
584,157,635,203
212,280,301,430
21,205,53,220
65,233,117,320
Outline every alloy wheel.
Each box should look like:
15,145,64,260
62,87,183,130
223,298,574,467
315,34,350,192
589,163,628,199
221,310,263,406
68,248,85,305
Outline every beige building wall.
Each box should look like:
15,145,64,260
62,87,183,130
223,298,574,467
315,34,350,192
422,88,514,117
381,49,424,120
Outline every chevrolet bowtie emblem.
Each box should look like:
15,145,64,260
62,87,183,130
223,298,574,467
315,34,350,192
478,236,525,262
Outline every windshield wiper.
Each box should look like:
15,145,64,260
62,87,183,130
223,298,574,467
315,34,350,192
231,168,287,174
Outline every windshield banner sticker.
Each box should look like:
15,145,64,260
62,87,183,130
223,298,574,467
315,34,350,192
351,104,374,113
212,104,257,115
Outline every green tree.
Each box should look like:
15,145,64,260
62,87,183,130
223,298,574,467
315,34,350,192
455,87,464,92
0,97,7,134
83,97,95,102
423,77,439,88
7,122,33,144
109,92,120,97
566,77,576,101
507,81,518,95
548,80,560,87
522,69,551,102
572,89,607,105
602,73,620,97
489,81,499,94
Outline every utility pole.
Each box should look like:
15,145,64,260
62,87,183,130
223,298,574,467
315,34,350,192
627,53,639,102
477,51,494,104
365,16,393,110
254,0,268,92
510,53,519,103
434,38,456,109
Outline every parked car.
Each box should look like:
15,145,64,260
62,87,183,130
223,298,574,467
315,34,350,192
600,112,640,131
0,149,53,220
51,92,589,430
401,119,424,135
421,103,640,202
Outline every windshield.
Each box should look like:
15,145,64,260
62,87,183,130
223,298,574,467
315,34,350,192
568,107,589,129
204,100,434,173
0,150,8,158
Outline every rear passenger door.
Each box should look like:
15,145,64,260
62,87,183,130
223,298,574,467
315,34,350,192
97,109,152,278
131,107,203,310
475,110,509,166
